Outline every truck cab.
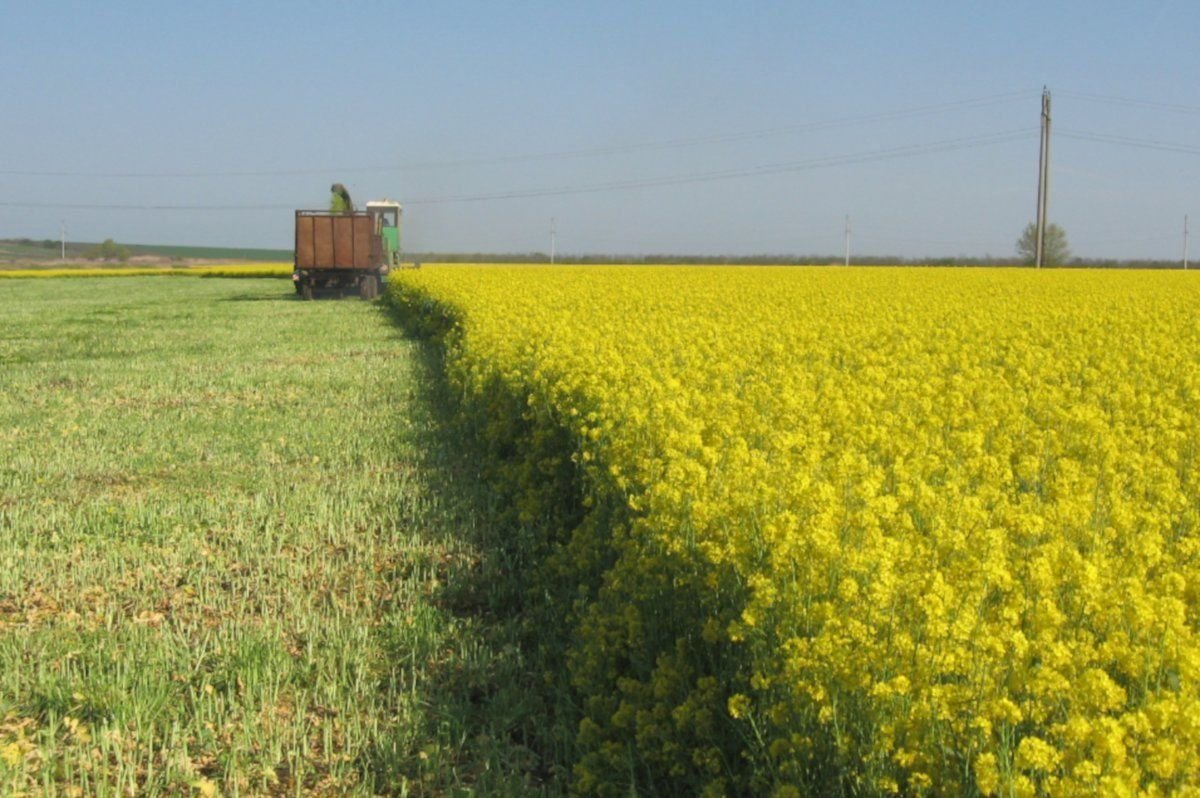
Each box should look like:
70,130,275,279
365,200,402,272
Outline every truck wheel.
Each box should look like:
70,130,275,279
360,275,378,300
301,284,314,301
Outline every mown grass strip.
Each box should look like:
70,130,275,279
0,277,562,795
0,263,292,279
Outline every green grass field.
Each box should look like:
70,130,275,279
0,278,557,795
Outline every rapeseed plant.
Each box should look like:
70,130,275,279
392,265,1200,795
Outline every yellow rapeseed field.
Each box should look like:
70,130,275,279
390,265,1200,796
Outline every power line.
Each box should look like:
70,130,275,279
404,128,1036,205
1061,232,1175,245
0,91,1030,180
1057,90,1200,115
0,127,1035,212
1057,128,1200,157
853,228,1014,247
0,201,296,211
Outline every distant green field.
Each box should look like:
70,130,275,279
0,239,293,263
0,263,292,280
0,240,90,261
125,243,294,261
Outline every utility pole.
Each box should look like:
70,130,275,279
843,214,851,267
550,217,557,265
1035,87,1052,268
1185,214,1190,270
60,221,66,261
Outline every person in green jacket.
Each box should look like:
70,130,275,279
329,183,354,213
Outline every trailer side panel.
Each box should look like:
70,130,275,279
293,210,386,274
333,216,356,267
295,214,315,268
354,216,375,268
314,216,335,266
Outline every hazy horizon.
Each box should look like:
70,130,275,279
2,2,1197,261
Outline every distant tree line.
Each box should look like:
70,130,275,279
399,223,1191,268
0,237,1190,269
2,237,59,249
0,237,129,261
402,251,1191,269
86,238,131,262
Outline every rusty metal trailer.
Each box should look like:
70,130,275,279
292,202,401,300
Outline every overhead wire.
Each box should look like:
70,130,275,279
1057,90,1200,115
852,228,1011,248
7,88,1194,259
407,128,1036,204
0,127,1036,211
0,91,1031,180
1057,129,1200,157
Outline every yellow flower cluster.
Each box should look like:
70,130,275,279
391,265,1200,795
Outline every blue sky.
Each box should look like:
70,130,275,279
2,1,1198,259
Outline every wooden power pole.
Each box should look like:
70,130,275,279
1035,88,1051,268
843,215,851,267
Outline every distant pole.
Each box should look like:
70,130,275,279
1035,87,1052,269
844,214,851,267
60,221,66,261
1185,214,1190,270
550,217,557,264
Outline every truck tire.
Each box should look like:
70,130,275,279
360,275,379,300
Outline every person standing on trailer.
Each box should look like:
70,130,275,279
330,183,354,214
